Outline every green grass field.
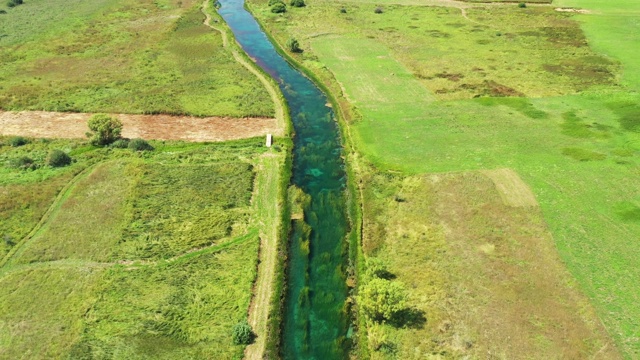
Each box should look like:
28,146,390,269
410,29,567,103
248,0,640,357
0,0,274,117
0,136,284,359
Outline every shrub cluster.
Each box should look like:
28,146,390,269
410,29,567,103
290,0,305,7
286,38,301,53
9,136,29,147
128,138,154,151
7,0,23,7
231,320,255,345
9,156,37,170
46,149,72,167
270,1,286,13
110,138,130,149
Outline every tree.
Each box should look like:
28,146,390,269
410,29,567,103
46,149,72,167
232,320,255,345
290,0,305,7
87,114,123,146
286,37,301,53
359,278,407,322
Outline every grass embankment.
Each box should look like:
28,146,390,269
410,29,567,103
248,0,640,357
0,136,285,359
0,0,274,117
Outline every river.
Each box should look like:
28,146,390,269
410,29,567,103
216,1,350,359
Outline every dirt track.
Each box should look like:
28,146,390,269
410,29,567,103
0,110,280,142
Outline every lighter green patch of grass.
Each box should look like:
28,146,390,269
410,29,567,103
0,267,103,359
72,236,259,360
554,0,640,90
11,160,134,264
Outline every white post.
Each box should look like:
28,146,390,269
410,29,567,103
266,134,273,147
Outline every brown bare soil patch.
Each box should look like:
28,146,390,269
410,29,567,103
555,7,591,14
0,111,280,142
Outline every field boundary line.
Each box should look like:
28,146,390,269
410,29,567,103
0,163,100,269
0,259,113,280
201,0,288,136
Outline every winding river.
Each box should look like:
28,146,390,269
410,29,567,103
217,1,350,359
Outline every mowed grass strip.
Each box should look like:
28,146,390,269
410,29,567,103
10,160,134,264
360,170,620,358
0,0,274,117
312,37,435,107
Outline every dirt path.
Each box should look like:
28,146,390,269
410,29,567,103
0,110,279,142
201,0,287,134
244,153,282,360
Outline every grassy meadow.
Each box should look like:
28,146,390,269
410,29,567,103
248,0,640,357
0,136,285,359
0,0,274,117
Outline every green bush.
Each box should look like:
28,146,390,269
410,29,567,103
110,138,130,149
46,149,72,167
232,320,255,345
128,138,154,151
374,7,383,14
268,0,282,5
340,7,347,13
87,114,123,146
0,9,7,14
7,0,23,7
9,156,37,170
518,2,527,8
286,38,301,53
9,136,29,147
271,2,286,13
290,0,305,7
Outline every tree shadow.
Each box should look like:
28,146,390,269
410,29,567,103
374,269,396,280
388,308,427,329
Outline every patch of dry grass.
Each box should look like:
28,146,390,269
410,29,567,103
360,168,619,359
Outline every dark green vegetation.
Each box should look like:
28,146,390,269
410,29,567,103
247,0,640,357
0,0,274,117
232,320,256,345
0,136,281,359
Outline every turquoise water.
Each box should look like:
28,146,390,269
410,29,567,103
216,1,350,359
